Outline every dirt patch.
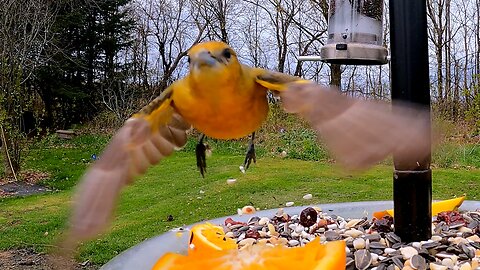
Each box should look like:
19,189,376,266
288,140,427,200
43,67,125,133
0,171,51,198
0,249,99,270
0,182,51,197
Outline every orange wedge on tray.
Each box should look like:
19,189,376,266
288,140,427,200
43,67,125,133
373,196,466,220
152,237,346,270
188,223,237,253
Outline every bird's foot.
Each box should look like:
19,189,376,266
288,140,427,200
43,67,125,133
196,138,207,178
243,142,256,170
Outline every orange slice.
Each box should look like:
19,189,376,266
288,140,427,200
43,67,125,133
373,196,466,220
188,223,237,253
152,238,346,270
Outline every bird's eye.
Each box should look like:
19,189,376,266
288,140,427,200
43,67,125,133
222,49,231,59
187,56,191,63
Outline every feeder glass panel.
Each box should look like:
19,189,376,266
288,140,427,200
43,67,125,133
327,0,384,46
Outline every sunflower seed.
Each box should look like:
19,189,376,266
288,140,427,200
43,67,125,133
247,216,260,224
392,256,404,269
353,238,366,250
302,194,313,200
376,263,387,270
429,262,448,270
386,232,401,243
460,243,475,258
369,242,387,249
354,249,372,270
422,241,441,249
365,233,381,242
325,230,341,241
386,264,395,270
345,257,354,267
288,239,299,246
411,254,427,270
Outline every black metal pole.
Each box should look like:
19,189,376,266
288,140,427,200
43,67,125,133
389,0,432,242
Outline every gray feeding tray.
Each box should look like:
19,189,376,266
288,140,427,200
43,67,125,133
101,200,480,270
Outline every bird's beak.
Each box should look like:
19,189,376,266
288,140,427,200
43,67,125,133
193,51,217,68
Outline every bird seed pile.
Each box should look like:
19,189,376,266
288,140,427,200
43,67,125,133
222,207,480,270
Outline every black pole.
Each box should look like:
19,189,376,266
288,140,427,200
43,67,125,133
389,0,432,242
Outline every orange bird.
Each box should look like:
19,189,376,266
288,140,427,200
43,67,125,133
68,41,430,243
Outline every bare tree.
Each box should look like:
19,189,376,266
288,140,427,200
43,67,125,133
142,0,206,93
271,0,300,73
243,0,300,73
306,0,342,87
0,0,55,178
240,0,269,67
427,0,447,104
444,0,453,111
96,0,208,124
192,0,236,43
290,0,328,77
476,0,480,86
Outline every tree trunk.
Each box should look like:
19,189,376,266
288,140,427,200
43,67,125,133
1,136,13,177
444,0,451,114
436,38,444,106
476,0,480,83
1,126,19,179
330,64,342,89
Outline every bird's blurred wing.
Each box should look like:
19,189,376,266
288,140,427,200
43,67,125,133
280,83,431,170
69,85,191,242
252,67,310,91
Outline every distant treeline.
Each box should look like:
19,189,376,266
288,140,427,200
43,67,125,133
1,0,480,177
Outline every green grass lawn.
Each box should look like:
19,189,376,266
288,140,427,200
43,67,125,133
1,134,479,266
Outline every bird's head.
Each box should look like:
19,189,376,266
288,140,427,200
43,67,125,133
187,41,241,83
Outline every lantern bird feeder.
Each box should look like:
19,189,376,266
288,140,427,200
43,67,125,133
318,0,388,65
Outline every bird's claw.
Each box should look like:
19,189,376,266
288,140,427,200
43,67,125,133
243,143,256,170
196,142,207,177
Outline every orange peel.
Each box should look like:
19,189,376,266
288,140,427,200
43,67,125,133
373,196,466,220
152,238,346,270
